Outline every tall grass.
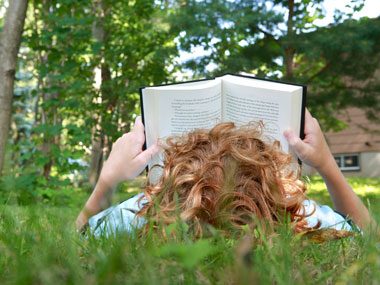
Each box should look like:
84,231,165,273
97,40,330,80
0,176,379,284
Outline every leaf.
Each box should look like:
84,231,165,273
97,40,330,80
156,239,216,269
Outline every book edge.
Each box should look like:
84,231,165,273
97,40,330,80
141,73,306,89
140,74,307,167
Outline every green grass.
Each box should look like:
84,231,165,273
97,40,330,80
0,176,379,284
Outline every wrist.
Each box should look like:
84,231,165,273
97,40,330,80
76,210,89,231
98,169,118,189
316,153,338,178
85,173,116,213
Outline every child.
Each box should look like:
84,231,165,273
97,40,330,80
76,110,373,237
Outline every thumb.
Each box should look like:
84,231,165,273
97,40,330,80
133,143,161,166
283,129,306,155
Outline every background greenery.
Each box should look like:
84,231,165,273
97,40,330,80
0,0,379,284
1,0,379,192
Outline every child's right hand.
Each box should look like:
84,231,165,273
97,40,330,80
100,116,160,188
284,109,334,174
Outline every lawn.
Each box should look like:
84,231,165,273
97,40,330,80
0,176,379,284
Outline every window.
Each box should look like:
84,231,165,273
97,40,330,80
334,154,360,171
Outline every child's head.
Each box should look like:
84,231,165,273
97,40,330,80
140,122,310,237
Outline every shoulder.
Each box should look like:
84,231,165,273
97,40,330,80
88,193,147,237
302,199,357,232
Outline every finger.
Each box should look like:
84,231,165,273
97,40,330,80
131,116,144,134
284,129,306,154
304,108,315,133
131,116,145,143
133,143,160,166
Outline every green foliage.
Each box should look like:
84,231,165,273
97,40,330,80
1,0,380,282
169,0,379,129
0,169,86,207
0,0,5,19
296,17,380,127
0,171,39,205
169,0,326,76
307,176,380,213
0,176,380,284
3,1,380,210
0,177,379,284
6,0,178,190
156,238,218,269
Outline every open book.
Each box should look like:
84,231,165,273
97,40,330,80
140,74,306,173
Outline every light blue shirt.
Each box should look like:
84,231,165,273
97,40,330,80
301,199,353,231
88,193,147,237
88,194,354,237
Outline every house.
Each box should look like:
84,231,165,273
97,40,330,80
322,107,380,177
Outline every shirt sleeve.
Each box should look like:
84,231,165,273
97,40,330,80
302,199,357,232
88,192,147,237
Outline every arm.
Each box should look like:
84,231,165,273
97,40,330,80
76,116,160,231
284,109,374,231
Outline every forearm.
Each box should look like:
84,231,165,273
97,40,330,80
75,116,159,232
76,175,116,231
317,154,373,230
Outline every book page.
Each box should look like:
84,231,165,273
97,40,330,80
142,88,159,153
222,77,302,153
157,80,222,137
168,92,221,134
142,80,222,180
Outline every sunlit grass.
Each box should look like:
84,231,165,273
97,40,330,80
0,176,379,284
306,175,380,222
307,176,380,196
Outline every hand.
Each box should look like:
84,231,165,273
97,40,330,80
283,109,333,173
100,116,160,187
284,110,375,231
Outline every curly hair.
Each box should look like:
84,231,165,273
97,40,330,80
138,122,312,237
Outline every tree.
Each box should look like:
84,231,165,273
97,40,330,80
8,0,178,187
169,0,379,129
295,17,380,127
0,0,28,175
88,0,111,186
86,0,178,185
25,0,94,181
169,0,325,77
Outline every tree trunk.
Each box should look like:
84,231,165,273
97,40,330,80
88,125,104,186
88,0,111,186
36,1,61,179
41,87,59,179
0,0,28,175
284,0,295,80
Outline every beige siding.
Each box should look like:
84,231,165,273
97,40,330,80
342,152,380,178
325,108,380,154
319,107,380,177
301,152,380,178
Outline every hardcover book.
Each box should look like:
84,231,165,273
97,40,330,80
140,73,306,173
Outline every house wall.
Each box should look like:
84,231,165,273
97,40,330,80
343,152,380,178
301,152,380,178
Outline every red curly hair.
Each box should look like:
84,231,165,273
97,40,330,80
138,122,311,237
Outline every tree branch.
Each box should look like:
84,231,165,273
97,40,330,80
306,62,331,84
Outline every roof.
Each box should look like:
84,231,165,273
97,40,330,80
325,107,380,154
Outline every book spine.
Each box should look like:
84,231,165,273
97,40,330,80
139,87,150,174
139,87,147,151
300,85,307,140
